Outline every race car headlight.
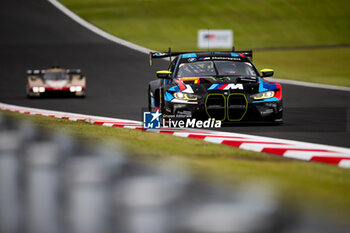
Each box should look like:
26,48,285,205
69,86,83,92
174,92,198,101
32,86,45,93
174,92,184,99
39,87,45,93
75,86,82,92
251,91,275,100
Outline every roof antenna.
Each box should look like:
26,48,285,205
168,47,171,63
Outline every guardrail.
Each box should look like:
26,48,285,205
0,112,297,233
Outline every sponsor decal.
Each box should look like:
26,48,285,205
143,111,161,129
228,83,244,90
208,83,244,90
182,53,197,58
211,57,241,61
154,53,167,56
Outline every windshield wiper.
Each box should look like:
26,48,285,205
212,62,219,76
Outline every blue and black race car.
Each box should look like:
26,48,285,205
148,49,283,124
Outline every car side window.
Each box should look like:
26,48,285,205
168,58,176,72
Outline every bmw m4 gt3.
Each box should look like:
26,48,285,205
148,49,283,124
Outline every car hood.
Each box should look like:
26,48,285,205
173,76,261,94
167,76,279,96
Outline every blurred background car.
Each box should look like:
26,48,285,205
26,66,86,98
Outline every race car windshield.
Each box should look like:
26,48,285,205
176,61,257,77
43,72,69,80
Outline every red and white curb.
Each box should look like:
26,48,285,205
1,102,350,168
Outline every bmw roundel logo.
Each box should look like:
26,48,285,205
188,58,197,62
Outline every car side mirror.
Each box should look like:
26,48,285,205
260,69,274,77
156,70,172,79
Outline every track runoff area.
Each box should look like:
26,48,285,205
0,0,348,168
1,102,350,168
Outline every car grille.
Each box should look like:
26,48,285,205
227,94,247,121
205,93,248,121
205,94,225,120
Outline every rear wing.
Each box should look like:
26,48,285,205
66,69,82,75
27,69,46,75
27,68,82,75
149,48,253,65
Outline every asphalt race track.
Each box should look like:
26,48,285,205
0,0,349,147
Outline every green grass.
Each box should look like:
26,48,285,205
254,48,350,86
60,0,349,50
58,0,350,87
3,110,350,222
